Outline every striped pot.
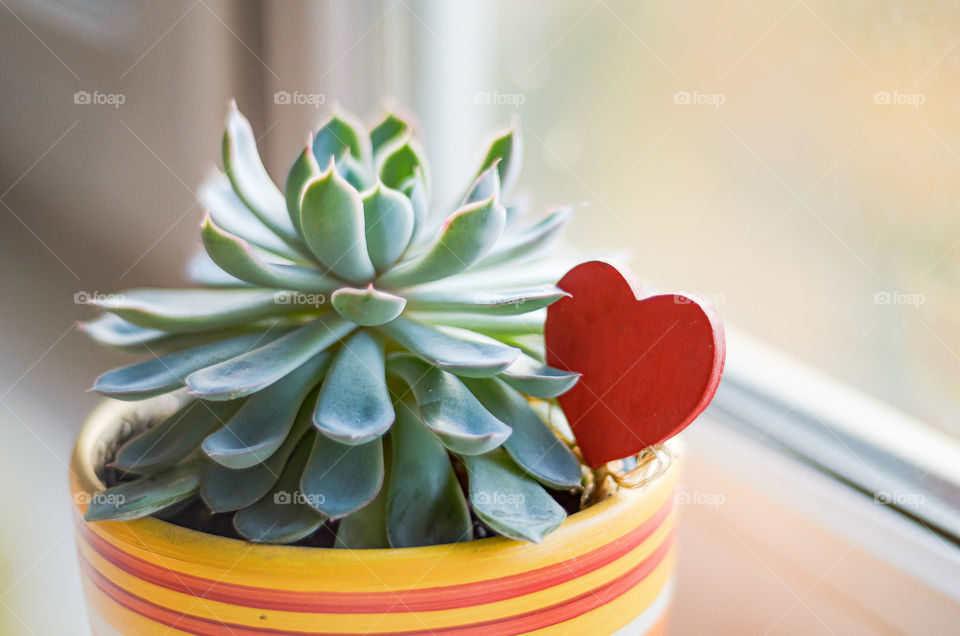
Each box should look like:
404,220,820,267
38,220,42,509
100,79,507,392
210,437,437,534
71,399,678,635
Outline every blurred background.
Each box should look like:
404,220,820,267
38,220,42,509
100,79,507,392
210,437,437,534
1,0,959,633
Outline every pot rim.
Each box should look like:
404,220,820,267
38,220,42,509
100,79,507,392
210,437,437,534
71,395,679,562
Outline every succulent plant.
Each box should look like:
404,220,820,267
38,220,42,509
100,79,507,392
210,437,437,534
81,102,585,546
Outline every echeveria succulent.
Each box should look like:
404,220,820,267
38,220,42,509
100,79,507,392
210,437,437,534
82,102,584,546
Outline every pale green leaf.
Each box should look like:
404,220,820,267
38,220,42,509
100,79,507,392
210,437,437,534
404,286,568,316
84,459,206,522
93,331,285,400
201,388,315,512
284,141,320,236
377,137,429,194
314,330,394,445
406,311,545,338
387,355,510,455
313,111,372,167
500,352,580,399
386,397,471,547
463,378,581,488
476,125,522,196
232,437,325,543
362,183,415,271
370,111,411,154
199,172,305,261
463,448,566,543
202,215,346,292
380,317,519,377
112,399,243,473
463,159,500,205
300,434,384,519
377,196,506,288
300,165,376,284
477,206,576,269
185,314,352,400
202,354,327,469
330,285,406,326
185,251,248,288
222,103,300,247
90,288,304,333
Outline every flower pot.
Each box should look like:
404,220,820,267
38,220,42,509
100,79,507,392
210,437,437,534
71,397,679,635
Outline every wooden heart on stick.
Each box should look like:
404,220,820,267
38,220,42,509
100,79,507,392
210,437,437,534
545,261,725,468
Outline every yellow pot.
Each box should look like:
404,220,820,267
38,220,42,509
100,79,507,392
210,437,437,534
71,398,678,635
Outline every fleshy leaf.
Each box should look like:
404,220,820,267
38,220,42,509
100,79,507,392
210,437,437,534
93,331,282,400
378,137,429,194
300,165,377,284
202,215,345,292
415,311,545,337
463,160,500,206
222,103,300,247
463,448,566,543
186,251,248,288
185,314,352,400
112,399,243,473
84,459,206,522
330,286,406,326
300,434,384,519
336,151,372,191
404,287,568,316
313,111,372,168
199,172,305,261
476,125,522,196
363,183,415,271
370,111,411,154
79,314,170,350
314,330,394,445
202,353,327,469
90,288,303,333
463,378,581,488
233,436,325,543
201,389,315,512
380,317,519,377
284,141,320,235
387,397,471,547
400,169,429,237
477,206,576,269
387,355,510,455
81,313,290,356
335,456,391,549
500,352,580,398
377,196,506,288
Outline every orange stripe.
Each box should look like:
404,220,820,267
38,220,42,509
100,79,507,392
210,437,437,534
80,497,672,614
80,537,673,635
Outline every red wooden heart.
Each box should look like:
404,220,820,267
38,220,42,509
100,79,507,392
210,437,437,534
545,261,725,467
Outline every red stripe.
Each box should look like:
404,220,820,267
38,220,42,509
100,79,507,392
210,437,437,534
80,497,671,614
79,536,672,635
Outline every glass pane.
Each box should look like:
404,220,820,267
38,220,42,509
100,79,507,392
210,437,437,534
482,0,960,439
